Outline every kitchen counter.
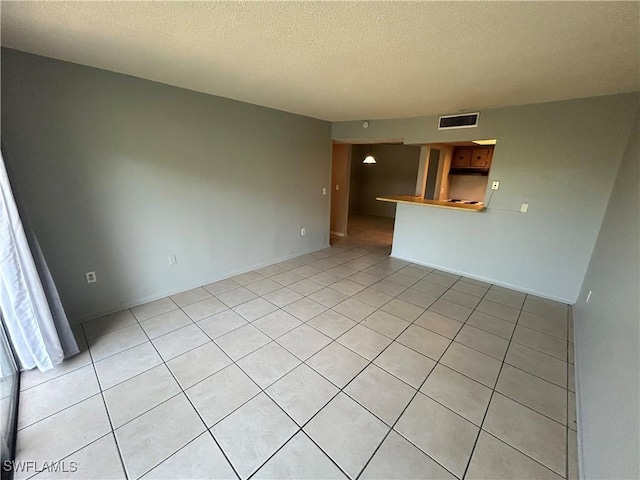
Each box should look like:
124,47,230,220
376,195,485,212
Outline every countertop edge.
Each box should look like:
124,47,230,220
376,195,486,212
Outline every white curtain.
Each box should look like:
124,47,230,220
0,150,78,371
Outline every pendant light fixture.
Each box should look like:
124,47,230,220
363,143,376,164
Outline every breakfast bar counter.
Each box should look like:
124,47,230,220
376,195,486,212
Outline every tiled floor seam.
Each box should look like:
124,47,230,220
289,321,423,478
16,390,103,432
18,431,119,480
315,312,471,478
29,269,563,423
163,325,562,472
469,291,570,477
81,270,483,426
203,331,352,477
47,237,574,479
138,430,242,480
500,359,568,390
425,296,571,389
459,296,571,479
236,309,422,475
478,429,564,479
19,361,91,393
245,429,348,480
352,330,464,479
457,298,518,480
507,338,568,361
81,323,131,480
87,338,149,364
129,310,245,480
184,310,359,478
414,281,522,478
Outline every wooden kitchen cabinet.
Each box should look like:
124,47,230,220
452,146,493,169
471,148,490,167
452,148,472,168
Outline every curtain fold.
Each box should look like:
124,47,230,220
0,149,78,372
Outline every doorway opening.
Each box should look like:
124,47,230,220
330,142,421,249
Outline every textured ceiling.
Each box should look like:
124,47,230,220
1,1,639,121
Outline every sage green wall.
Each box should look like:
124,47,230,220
334,93,637,302
1,48,331,322
574,113,639,479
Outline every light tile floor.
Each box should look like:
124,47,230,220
15,216,579,480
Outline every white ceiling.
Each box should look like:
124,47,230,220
1,1,638,121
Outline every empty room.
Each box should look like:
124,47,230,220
0,2,638,480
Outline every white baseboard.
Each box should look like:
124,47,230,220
390,253,576,305
73,243,331,325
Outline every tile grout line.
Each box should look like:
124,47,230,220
351,280,565,480
46,284,555,430
196,285,563,476
352,292,480,480
129,305,244,480
466,293,569,479
413,279,497,479
81,251,496,366
268,277,475,479
16,241,385,477
80,322,131,480
195,257,429,478
187,300,353,479
244,291,426,479
23,239,571,479
170,282,371,479
458,287,521,480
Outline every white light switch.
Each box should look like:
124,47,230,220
169,255,178,265
520,203,529,213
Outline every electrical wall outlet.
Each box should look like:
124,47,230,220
169,255,178,265
335,184,340,191
520,203,529,213
491,181,500,190
301,228,306,236
86,271,97,283
322,187,327,195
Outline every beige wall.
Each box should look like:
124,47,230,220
330,144,350,235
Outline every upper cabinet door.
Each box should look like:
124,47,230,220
452,148,472,168
471,148,490,167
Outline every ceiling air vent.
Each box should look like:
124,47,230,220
438,112,480,130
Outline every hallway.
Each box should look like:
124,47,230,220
331,215,394,250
